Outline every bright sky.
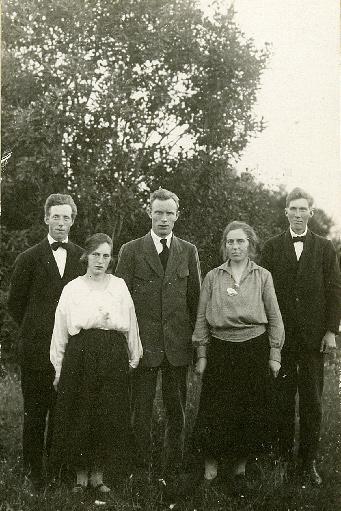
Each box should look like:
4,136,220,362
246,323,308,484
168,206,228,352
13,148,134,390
201,0,341,235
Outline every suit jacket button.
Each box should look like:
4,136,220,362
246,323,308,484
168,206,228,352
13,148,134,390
295,297,299,302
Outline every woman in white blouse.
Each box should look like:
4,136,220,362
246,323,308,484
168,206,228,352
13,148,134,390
50,233,142,495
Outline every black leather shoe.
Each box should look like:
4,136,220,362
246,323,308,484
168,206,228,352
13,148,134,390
301,461,322,487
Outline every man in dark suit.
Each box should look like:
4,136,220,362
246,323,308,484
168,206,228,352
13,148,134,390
260,187,341,486
8,193,83,489
115,188,201,476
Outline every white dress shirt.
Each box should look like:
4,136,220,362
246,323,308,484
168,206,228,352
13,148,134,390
50,275,143,383
150,230,172,254
290,226,308,261
48,234,68,277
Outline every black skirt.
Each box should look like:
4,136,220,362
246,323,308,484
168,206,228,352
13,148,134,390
193,333,272,460
50,329,135,471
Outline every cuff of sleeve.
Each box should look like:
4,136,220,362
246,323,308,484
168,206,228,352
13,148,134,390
269,347,281,364
129,359,139,369
53,369,60,385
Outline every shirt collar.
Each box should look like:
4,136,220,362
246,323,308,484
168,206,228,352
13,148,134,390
47,233,69,244
290,226,308,238
217,257,256,275
150,229,172,247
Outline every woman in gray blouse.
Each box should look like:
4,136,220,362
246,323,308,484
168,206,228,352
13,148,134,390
192,221,284,495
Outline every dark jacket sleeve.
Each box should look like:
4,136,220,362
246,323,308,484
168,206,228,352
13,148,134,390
259,240,274,273
187,245,202,328
115,243,135,293
8,252,34,326
323,240,341,334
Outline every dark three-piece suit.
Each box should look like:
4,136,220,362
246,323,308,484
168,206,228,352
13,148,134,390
8,238,83,479
260,229,341,462
115,232,201,470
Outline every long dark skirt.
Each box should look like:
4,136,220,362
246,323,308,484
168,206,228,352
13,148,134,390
193,333,272,461
50,329,135,472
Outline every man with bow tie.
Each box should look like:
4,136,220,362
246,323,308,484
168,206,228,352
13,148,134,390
260,187,341,486
115,188,201,478
8,193,83,490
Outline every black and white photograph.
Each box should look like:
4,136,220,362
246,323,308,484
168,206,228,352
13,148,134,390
1,1,341,509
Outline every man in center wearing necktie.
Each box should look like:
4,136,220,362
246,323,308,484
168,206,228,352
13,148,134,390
260,187,341,487
115,188,201,479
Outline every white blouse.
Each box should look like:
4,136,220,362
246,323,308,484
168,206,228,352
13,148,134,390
50,275,143,382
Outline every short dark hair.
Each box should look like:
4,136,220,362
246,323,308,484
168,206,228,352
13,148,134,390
150,188,179,210
80,233,113,267
44,194,77,220
220,221,259,261
286,187,314,208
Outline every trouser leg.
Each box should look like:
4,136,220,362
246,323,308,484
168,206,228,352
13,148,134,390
132,366,158,466
275,353,298,460
297,351,324,463
20,365,55,478
161,360,187,473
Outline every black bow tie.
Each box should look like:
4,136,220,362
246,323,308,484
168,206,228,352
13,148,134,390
292,236,306,243
51,241,68,251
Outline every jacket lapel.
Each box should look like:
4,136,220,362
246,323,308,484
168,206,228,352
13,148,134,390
63,242,80,281
283,230,298,269
142,233,164,277
165,236,183,277
38,238,62,281
297,230,314,280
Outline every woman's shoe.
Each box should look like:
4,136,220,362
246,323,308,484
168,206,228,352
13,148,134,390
204,458,218,481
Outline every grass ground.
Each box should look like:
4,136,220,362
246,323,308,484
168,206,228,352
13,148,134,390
1,339,340,511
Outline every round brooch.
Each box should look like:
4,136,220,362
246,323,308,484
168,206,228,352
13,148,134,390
227,287,238,296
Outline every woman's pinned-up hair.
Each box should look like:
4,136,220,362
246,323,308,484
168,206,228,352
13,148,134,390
220,221,259,261
80,233,113,265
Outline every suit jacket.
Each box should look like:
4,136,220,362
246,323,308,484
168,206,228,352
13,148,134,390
115,233,201,367
8,238,84,369
260,229,341,351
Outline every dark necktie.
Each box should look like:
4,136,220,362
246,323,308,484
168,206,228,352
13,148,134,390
51,241,68,251
292,236,306,243
159,238,169,271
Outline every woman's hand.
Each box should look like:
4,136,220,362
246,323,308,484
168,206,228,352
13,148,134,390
194,357,207,375
269,359,281,378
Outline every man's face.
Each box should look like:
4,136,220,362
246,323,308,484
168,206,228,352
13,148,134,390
285,198,313,234
148,198,179,237
45,204,74,241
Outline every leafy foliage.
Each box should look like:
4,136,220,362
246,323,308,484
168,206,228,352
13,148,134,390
2,0,269,241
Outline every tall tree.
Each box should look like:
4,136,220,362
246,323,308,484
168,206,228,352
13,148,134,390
2,0,269,244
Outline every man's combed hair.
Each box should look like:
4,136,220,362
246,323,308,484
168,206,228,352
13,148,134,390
150,188,179,209
286,188,314,208
44,193,78,219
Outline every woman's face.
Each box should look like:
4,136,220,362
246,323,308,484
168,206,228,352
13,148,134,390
225,228,250,263
87,242,112,276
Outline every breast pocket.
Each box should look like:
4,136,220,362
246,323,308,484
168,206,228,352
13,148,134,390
133,272,157,295
175,267,189,295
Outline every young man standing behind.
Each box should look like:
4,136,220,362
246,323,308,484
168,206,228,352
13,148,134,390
260,187,341,486
8,193,84,490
